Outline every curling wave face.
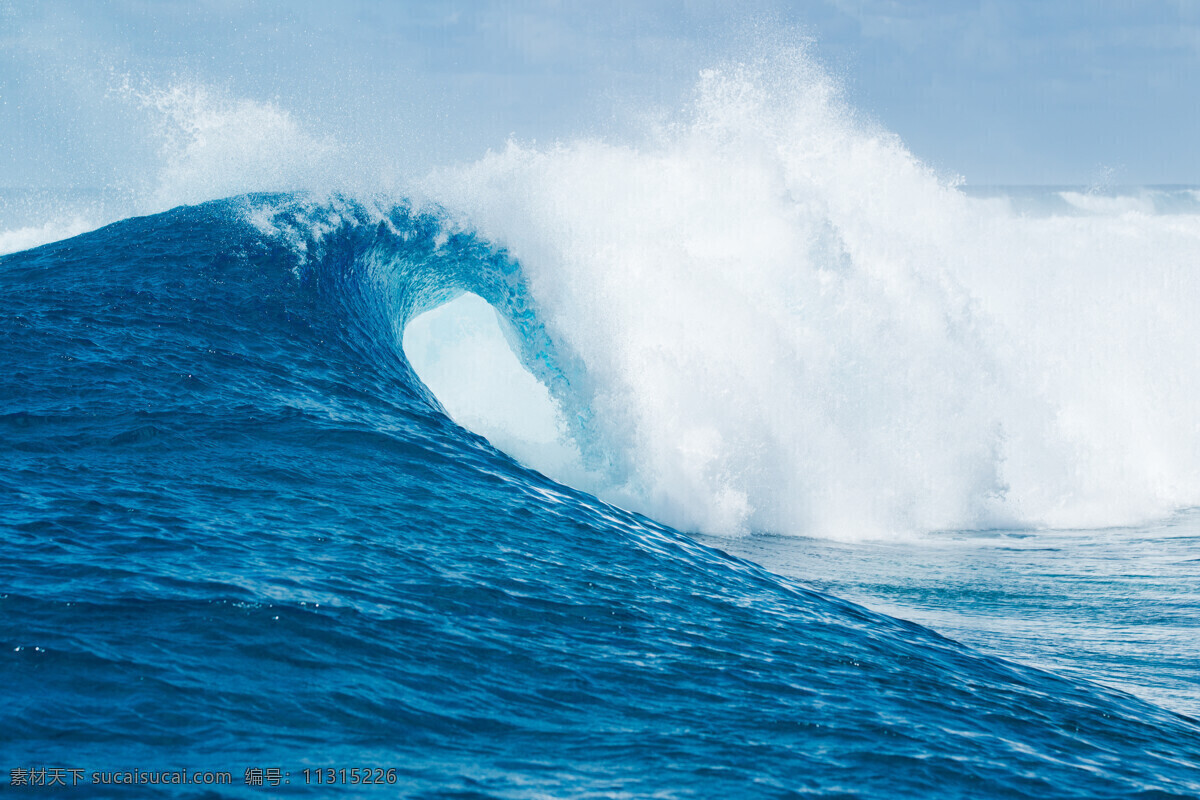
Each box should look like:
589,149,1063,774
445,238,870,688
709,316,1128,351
2,199,1199,796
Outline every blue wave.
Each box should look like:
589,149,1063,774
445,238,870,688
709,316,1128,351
2,196,1199,798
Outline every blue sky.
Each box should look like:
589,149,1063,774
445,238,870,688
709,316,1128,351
2,0,1198,188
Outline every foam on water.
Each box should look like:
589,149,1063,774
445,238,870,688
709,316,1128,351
1058,190,1158,216
420,50,1200,539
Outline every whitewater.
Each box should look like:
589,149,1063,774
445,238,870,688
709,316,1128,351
3,48,1200,798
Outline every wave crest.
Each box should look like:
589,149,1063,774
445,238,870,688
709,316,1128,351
415,52,1200,539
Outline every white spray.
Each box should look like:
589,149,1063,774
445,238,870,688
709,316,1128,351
422,50,1200,538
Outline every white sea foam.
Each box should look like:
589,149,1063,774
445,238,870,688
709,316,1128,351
1058,190,1157,216
420,50,1200,539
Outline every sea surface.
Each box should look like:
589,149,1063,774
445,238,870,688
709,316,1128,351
2,190,1199,798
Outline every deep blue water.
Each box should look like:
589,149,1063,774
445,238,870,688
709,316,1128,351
3,195,1200,798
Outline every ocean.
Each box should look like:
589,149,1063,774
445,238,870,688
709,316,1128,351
3,56,1200,799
